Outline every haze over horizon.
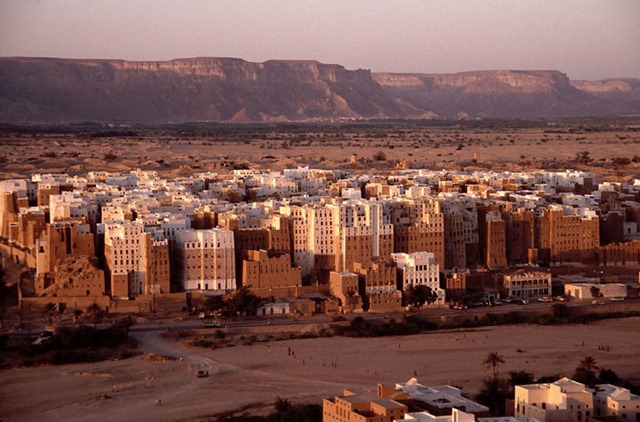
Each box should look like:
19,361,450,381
1,0,639,80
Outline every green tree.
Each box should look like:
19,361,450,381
598,368,619,384
404,285,437,308
117,316,137,338
483,352,506,379
579,355,599,373
87,303,105,324
476,378,510,415
574,355,599,385
204,295,226,313
509,370,535,387
226,286,262,316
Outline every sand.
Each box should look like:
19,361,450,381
1,317,639,422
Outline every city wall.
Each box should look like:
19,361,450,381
0,243,35,268
20,292,187,314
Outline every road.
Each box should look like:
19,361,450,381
129,298,640,333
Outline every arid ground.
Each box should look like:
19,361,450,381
1,125,639,181
1,317,639,422
1,123,639,421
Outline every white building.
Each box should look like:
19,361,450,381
395,378,489,414
103,220,147,298
175,228,235,291
503,271,552,299
515,378,594,422
49,192,98,224
308,205,337,257
280,205,314,278
564,283,627,301
593,384,640,421
392,252,444,304
403,408,539,422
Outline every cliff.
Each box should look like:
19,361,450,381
0,57,637,123
571,78,640,114
372,70,611,118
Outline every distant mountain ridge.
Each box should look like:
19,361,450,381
1,56,638,123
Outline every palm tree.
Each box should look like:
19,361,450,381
483,352,506,379
579,355,599,373
87,303,103,325
574,355,599,385
118,316,137,338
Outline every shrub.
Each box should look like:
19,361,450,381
372,151,387,161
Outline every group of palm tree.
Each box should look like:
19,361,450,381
481,351,613,388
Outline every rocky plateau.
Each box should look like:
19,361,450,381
1,57,639,123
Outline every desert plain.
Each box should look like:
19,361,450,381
1,317,639,422
1,123,639,181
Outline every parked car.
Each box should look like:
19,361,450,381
202,319,221,327
592,300,606,305
197,370,209,378
32,331,53,346
553,296,566,302
609,297,625,302
537,296,552,303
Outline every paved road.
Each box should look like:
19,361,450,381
3,298,636,336
130,298,640,333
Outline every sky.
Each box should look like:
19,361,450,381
1,0,639,80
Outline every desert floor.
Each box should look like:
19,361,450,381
1,127,639,181
1,317,639,422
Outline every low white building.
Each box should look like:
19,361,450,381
395,378,489,414
564,283,627,300
403,408,539,422
515,378,594,422
593,384,640,421
258,301,290,316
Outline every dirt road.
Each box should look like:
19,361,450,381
1,317,639,421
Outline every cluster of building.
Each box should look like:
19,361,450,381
1,166,639,313
324,377,640,422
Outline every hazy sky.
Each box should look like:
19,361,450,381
1,0,639,79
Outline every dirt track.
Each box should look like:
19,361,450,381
1,317,639,421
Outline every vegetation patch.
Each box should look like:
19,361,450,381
0,322,139,368
215,398,322,422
